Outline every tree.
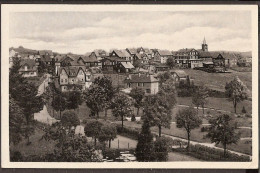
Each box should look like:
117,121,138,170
84,120,103,147
10,83,43,144
192,84,209,114
9,97,26,145
242,106,247,114
176,107,202,149
92,77,116,119
66,91,83,111
84,85,106,119
225,76,248,113
60,110,80,129
52,94,67,119
206,114,240,157
111,93,133,128
157,71,172,86
129,87,145,117
98,123,117,148
154,136,172,161
135,119,155,162
144,95,172,137
42,122,103,162
166,57,175,69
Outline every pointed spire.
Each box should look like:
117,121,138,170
203,37,206,44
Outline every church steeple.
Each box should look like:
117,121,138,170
202,37,208,52
203,37,206,44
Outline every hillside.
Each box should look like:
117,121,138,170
182,69,252,95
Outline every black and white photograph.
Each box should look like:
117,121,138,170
1,4,258,169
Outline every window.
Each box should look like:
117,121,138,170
61,79,63,83
65,79,67,82
146,89,151,93
138,83,140,87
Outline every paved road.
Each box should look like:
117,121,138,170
37,74,51,96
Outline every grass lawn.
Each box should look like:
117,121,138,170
182,69,252,93
110,135,137,149
115,120,252,155
176,97,252,127
216,139,252,155
10,127,56,157
168,152,201,161
177,97,252,114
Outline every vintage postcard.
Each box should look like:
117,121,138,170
1,4,258,169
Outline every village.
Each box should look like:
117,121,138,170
9,38,253,162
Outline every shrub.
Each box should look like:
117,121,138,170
201,126,210,132
116,125,140,140
242,106,247,113
131,114,136,121
10,151,23,162
173,144,250,162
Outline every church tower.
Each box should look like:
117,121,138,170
202,37,208,52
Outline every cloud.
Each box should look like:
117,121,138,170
9,11,251,54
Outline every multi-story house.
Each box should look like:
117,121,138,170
18,59,38,77
154,50,173,64
58,66,87,92
101,57,134,73
174,48,202,68
125,73,159,95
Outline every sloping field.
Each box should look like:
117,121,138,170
182,69,252,93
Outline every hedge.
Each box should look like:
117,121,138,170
172,144,250,162
116,125,140,140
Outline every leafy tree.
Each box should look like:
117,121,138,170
166,57,175,69
11,83,43,144
192,91,201,113
92,77,116,119
9,97,26,145
84,120,103,146
129,87,145,117
242,106,247,114
84,85,105,119
66,91,83,110
98,123,117,148
157,71,172,86
144,95,172,137
111,93,133,128
225,77,248,113
52,94,67,119
206,114,240,157
154,136,172,161
37,60,47,75
42,122,102,162
176,107,202,149
135,119,155,162
60,110,80,129
192,84,209,114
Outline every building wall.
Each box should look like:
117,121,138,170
76,69,85,83
20,71,37,77
161,56,168,64
60,69,69,85
127,82,159,95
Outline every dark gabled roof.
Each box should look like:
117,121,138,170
102,57,129,62
59,66,86,77
172,70,188,78
19,59,37,71
198,51,212,58
126,74,159,83
157,50,173,56
177,48,196,53
126,48,138,55
112,50,132,58
81,55,99,63
42,55,52,62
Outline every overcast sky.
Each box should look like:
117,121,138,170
9,11,251,54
